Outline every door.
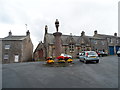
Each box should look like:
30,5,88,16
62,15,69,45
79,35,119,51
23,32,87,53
38,49,43,59
14,55,19,62
109,46,114,55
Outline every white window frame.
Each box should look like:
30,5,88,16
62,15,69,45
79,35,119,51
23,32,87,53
4,54,9,60
110,38,113,43
14,55,19,62
69,44,74,52
5,44,10,49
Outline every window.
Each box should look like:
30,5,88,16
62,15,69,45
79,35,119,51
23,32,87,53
4,54,8,60
116,39,119,44
101,41,104,45
5,45,10,49
107,38,110,42
94,40,97,44
110,38,113,43
108,38,113,43
69,44,74,52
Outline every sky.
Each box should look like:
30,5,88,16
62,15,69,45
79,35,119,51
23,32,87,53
0,0,119,51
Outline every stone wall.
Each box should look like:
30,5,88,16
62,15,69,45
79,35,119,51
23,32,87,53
22,36,33,62
2,40,22,63
90,39,108,51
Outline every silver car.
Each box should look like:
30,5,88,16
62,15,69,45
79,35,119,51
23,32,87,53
79,51,99,64
60,53,72,58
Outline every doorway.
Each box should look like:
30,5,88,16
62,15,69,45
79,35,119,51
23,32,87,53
14,55,19,62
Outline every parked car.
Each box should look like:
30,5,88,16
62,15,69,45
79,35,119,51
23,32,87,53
76,53,84,58
60,53,72,58
117,48,120,57
79,51,99,64
97,51,108,57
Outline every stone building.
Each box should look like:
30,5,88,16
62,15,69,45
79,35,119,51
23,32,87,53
93,30,120,55
2,30,33,63
33,20,120,60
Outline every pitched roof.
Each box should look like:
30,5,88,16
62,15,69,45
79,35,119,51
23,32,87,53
46,33,80,44
2,35,27,41
45,33,93,45
94,34,119,38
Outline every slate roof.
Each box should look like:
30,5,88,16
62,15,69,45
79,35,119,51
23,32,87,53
94,34,120,38
45,33,100,45
2,36,27,41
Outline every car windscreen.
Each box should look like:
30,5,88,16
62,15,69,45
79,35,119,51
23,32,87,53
88,52,97,55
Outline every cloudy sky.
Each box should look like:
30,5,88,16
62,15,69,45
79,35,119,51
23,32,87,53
0,0,119,50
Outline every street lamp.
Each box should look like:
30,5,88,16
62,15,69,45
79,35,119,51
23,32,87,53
55,19,59,32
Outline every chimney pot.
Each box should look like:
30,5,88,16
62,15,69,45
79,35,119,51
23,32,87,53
114,33,117,36
81,31,85,36
9,30,12,36
94,30,98,35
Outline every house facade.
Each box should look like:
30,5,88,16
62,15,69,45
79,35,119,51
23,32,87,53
33,20,120,60
94,30,120,55
2,30,33,63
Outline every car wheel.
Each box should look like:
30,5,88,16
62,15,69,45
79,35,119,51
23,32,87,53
80,59,82,62
84,60,87,64
96,60,99,63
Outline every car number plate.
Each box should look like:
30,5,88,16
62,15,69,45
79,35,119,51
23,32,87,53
91,56,96,58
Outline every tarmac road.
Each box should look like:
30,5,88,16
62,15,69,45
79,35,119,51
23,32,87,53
2,55,118,88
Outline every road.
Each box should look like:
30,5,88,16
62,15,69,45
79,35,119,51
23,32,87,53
2,55,118,88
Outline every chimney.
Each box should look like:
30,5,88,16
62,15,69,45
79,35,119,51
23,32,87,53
45,25,48,34
70,33,72,36
9,30,12,36
81,31,85,36
94,30,98,35
114,33,117,36
26,30,30,36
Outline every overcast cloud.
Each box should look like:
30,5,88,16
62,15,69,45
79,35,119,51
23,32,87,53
0,0,119,50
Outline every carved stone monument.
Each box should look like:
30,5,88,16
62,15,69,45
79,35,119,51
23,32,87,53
53,19,62,58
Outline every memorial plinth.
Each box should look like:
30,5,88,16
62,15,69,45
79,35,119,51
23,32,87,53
53,32,62,57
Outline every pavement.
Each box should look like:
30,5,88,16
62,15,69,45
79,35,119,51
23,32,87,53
2,55,118,88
